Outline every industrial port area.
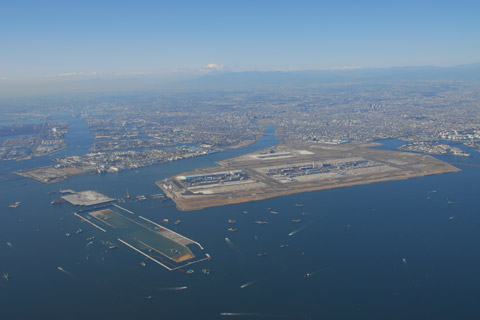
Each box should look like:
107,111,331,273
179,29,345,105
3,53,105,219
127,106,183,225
0,121,68,161
159,142,460,211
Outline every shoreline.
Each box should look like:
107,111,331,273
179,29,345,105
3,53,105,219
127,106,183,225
158,141,460,211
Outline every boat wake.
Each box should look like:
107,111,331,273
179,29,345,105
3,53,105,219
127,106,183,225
240,280,257,289
305,266,330,278
157,286,188,291
220,312,290,318
288,219,319,236
57,266,77,280
240,272,274,289
225,238,245,262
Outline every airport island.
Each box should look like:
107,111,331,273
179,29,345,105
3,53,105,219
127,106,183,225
158,142,460,211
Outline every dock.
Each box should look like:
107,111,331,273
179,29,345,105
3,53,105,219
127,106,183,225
73,212,106,232
113,203,134,215
118,238,173,271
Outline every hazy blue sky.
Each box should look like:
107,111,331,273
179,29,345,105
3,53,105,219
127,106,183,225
1,0,479,80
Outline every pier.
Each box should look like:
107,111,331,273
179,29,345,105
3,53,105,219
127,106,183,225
113,203,134,215
73,212,106,232
117,238,173,271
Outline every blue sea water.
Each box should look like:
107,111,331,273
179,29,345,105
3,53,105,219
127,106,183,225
1,118,480,320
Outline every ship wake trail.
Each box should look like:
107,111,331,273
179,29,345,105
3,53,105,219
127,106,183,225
57,266,78,280
240,273,273,289
156,286,188,291
225,238,245,262
288,219,318,236
306,266,330,277
240,280,257,289
220,312,291,318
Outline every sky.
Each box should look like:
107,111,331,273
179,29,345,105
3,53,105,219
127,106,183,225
0,0,479,94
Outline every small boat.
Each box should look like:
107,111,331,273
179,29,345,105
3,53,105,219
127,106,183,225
2,273,9,280
292,219,302,223
140,261,146,267
295,203,304,207
254,221,268,225
228,219,236,224
186,269,194,274
257,253,268,257
109,245,118,250
174,220,182,225
9,201,20,208
304,273,312,278
86,236,95,241
163,219,169,223
76,228,83,234
201,268,210,275
301,212,312,215
65,233,71,237
280,244,289,248
243,211,248,214
270,211,279,215
228,228,238,232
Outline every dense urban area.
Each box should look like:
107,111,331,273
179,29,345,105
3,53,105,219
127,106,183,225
1,80,479,182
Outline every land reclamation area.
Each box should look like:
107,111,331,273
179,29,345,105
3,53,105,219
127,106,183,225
158,142,459,211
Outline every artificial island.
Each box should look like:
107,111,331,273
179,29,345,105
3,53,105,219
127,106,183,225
158,142,459,211
59,189,209,271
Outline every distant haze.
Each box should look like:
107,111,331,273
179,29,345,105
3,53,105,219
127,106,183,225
1,63,480,98
1,1,479,97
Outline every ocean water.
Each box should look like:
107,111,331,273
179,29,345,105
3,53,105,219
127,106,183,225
1,118,480,320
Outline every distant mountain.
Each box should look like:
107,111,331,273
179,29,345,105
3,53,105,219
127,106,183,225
2,63,479,99
183,63,480,89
